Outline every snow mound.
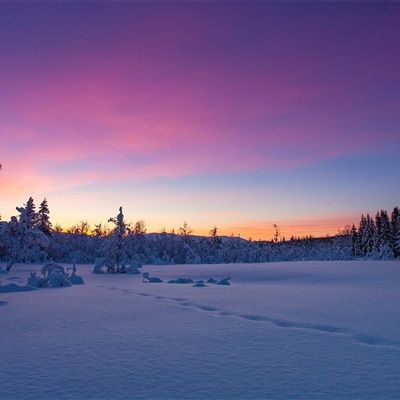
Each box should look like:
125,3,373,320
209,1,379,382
26,263,85,288
167,277,194,284
217,277,231,286
0,282,37,293
69,271,85,285
143,272,163,283
193,281,207,287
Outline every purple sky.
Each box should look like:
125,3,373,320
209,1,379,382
0,2,399,238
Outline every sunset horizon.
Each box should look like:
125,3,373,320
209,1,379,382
2,2,399,240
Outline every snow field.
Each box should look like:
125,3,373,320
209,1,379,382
1,261,399,399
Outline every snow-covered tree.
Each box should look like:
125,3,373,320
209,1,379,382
132,220,146,237
107,207,129,272
179,221,192,237
23,197,38,229
350,224,358,257
391,207,400,257
37,198,52,236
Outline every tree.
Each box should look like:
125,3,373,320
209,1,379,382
108,207,129,272
179,221,192,237
350,224,358,256
378,210,392,258
374,212,382,252
54,224,63,233
272,224,280,243
17,197,38,229
37,198,52,236
365,214,376,256
93,223,107,237
391,207,400,257
133,220,146,237
9,200,49,262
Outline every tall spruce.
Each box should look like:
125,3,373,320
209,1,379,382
358,214,367,256
108,207,129,272
350,224,358,256
379,210,392,257
365,214,376,256
37,198,52,236
24,197,38,229
374,212,382,252
391,207,400,257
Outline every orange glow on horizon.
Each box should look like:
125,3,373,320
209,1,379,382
46,217,356,241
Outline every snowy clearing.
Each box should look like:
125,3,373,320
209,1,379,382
1,261,400,399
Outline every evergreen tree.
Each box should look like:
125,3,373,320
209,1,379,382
391,207,400,257
108,207,129,272
19,197,38,229
358,214,367,256
37,198,52,236
350,224,358,256
379,210,392,258
363,214,376,257
374,212,382,252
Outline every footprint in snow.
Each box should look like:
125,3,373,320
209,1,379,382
131,291,400,350
352,334,400,349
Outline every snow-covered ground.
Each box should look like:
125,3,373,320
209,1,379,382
1,261,400,399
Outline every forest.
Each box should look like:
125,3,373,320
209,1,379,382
0,198,399,267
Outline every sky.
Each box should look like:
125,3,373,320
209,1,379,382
0,2,399,239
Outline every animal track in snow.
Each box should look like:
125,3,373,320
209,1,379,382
133,291,400,351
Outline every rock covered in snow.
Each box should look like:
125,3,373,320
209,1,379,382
69,271,85,285
0,279,37,293
167,278,194,284
142,272,163,283
27,272,43,288
48,272,72,288
217,277,231,286
193,280,207,288
26,262,85,288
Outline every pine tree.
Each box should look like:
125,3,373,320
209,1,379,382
108,207,129,272
364,214,376,257
391,207,400,257
374,212,382,252
358,214,367,256
19,197,38,229
379,210,392,258
369,214,377,256
350,224,358,256
37,198,52,236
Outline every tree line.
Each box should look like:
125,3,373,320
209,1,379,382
0,197,399,266
351,208,400,259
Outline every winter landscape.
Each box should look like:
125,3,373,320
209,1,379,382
1,2,400,400
1,260,400,399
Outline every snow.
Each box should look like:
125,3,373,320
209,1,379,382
1,261,400,399
0,282,37,293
